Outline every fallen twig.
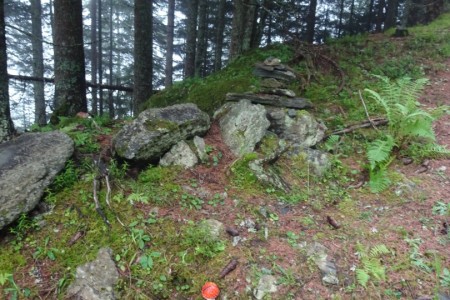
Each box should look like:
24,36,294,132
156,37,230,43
325,118,388,139
358,90,379,131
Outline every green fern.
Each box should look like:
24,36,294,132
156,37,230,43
323,134,340,152
364,75,448,192
367,136,395,170
405,142,450,160
355,243,391,288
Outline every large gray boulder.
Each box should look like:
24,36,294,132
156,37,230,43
66,248,119,300
113,103,210,161
219,100,270,157
0,131,74,230
266,107,326,149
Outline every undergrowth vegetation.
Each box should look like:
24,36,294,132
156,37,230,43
1,13,450,300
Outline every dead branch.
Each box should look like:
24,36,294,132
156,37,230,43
325,118,388,138
358,90,379,131
8,73,133,92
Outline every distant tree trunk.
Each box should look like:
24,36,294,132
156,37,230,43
108,0,114,118
195,0,207,77
0,0,14,142
267,13,272,45
165,0,175,87
30,0,46,126
375,0,386,32
213,0,226,71
49,0,60,109
337,0,345,37
90,0,98,115
366,0,375,31
384,0,398,30
254,0,269,47
185,0,198,78
51,0,87,124
133,0,153,115
348,0,355,34
305,0,317,43
231,0,256,58
98,0,103,115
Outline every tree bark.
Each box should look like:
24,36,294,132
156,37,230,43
0,0,14,142
337,0,345,37
305,0,317,43
375,0,386,32
366,0,375,31
195,0,207,77
30,0,46,126
52,0,87,124
133,0,153,115
184,0,198,78
108,0,114,119
384,0,398,30
90,0,98,115
213,0,226,72
165,0,175,87
98,0,103,115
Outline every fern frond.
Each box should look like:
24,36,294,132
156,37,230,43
369,168,391,193
324,135,340,152
409,143,450,159
370,244,390,257
367,136,395,170
400,119,435,140
355,269,370,288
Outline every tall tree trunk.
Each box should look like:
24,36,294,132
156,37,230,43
305,0,317,43
108,0,114,118
51,0,87,124
230,0,247,58
90,0,98,115
184,0,198,78
49,0,60,109
133,0,153,115
30,0,46,126
254,0,270,47
348,0,355,34
366,0,375,31
98,0,104,115
375,0,386,32
0,0,14,142
165,0,175,87
384,0,398,30
213,0,226,71
337,0,345,37
195,0,207,77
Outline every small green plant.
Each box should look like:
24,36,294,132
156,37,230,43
180,193,204,210
129,221,151,250
139,251,161,270
0,273,21,300
286,231,300,247
51,159,79,191
405,237,432,272
432,200,450,216
440,268,450,287
207,193,225,207
181,222,225,259
355,243,391,287
33,236,58,261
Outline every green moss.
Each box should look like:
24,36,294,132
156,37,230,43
143,43,294,115
144,119,179,132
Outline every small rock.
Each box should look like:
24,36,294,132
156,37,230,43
193,136,208,162
66,248,119,300
201,219,224,240
253,275,278,300
402,157,413,165
159,140,198,169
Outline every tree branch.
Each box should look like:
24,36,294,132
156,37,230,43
8,73,133,92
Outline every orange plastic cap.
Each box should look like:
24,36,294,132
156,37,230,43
201,281,220,299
